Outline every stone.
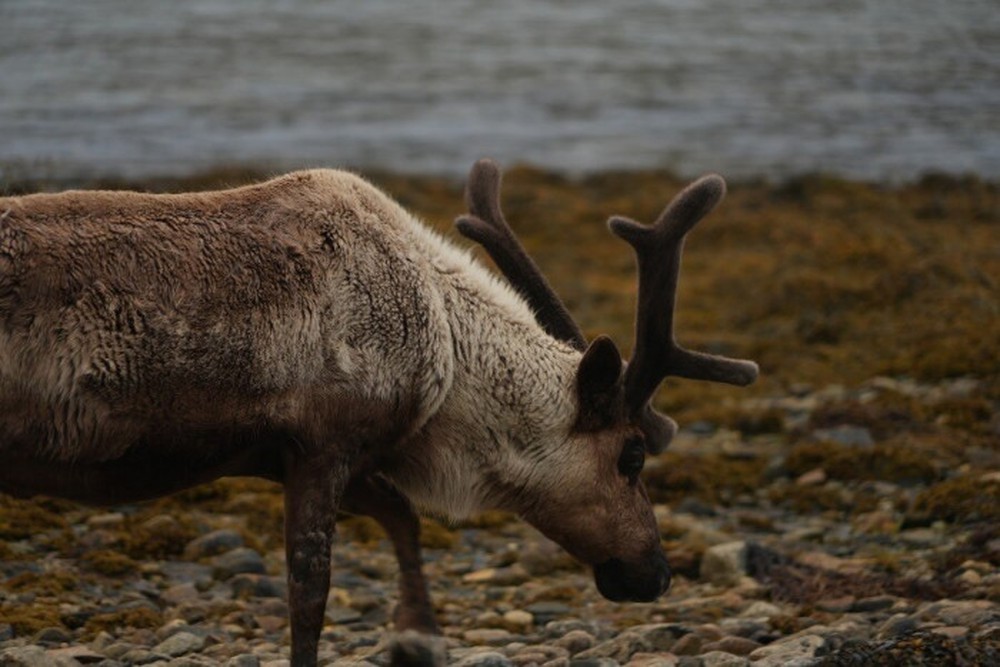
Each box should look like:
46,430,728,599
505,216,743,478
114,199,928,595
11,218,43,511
153,631,206,657
740,601,783,618
501,610,534,632
554,630,596,655
626,654,679,667
452,652,514,667
811,425,874,448
697,652,750,667
747,634,826,666
670,633,703,656
462,564,530,585
230,574,287,600
184,529,245,560
528,602,572,627
795,468,827,486
700,541,748,587
212,548,266,579
700,636,761,656
462,629,513,645
877,613,919,639
0,646,80,667
32,626,74,645
630,624,689,652
573,630,648,662
224,657,261,667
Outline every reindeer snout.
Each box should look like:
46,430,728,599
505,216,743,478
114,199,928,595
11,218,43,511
593,551,671,603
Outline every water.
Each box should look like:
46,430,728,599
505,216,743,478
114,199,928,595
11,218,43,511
1,0,998,183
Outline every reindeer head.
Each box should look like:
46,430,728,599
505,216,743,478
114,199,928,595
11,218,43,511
456,160,758,603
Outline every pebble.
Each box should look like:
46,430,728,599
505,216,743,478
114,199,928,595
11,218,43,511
184,529,246,560
699,542,748,587
211,548,267,579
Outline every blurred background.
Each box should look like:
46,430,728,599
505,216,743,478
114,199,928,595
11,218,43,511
1,0,997,185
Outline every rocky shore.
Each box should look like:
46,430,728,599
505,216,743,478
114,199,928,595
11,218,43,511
2,374,997,666
1,170,997,665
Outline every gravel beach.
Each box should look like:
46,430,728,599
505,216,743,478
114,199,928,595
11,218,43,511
2,375,997,666
1,170,997,665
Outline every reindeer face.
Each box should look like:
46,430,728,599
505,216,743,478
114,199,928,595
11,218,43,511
521,422,671,603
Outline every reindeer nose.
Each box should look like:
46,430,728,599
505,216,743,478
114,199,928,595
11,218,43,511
594,552,671,603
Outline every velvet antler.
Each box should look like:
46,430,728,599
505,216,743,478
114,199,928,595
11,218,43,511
608,175,759,417
455,159,588,350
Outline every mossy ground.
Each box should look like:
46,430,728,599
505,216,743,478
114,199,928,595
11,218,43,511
1,167,997,640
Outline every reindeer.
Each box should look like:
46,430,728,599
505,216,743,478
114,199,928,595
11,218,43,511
0,159,757,666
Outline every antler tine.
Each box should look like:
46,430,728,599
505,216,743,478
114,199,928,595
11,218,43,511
609,174,759,414
455,159,588,350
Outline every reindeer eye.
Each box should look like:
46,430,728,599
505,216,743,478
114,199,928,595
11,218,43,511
618,436,646,483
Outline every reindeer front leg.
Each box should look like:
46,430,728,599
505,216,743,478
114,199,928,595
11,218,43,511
342,475,445,666
344,475,439,636
284,452,348,667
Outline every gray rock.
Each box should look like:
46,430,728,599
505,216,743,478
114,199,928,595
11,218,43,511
211,548,266,579
700,541,748,586
152,632,205,658
568,659,619,667
811,425,874,448
0,646,80,667
747,634,826,666
574,630,648,662
183,529,245,560
697,652,750,667
877,613,919,639
543,619,602,640
32,627,74,646
224,657,260,667
525,602,571,627
452,652,513,667
229,574,287,600
630,624,690,652
554,630,596,655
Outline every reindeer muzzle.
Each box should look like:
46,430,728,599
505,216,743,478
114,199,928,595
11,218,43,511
593,551,671,603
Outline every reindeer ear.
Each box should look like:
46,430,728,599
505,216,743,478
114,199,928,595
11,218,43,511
575,335,624,430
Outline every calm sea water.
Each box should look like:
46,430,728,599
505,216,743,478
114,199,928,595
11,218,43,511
1,0,997,183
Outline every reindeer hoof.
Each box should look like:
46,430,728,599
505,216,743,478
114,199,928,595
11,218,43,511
388,630,447,667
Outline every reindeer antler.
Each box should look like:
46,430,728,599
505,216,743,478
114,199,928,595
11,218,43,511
455,159,588,350
608,175,759,416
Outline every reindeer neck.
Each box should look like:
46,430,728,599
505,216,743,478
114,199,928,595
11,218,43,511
383,222,581,520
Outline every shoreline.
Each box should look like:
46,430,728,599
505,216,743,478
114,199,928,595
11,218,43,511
3,162,997,196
